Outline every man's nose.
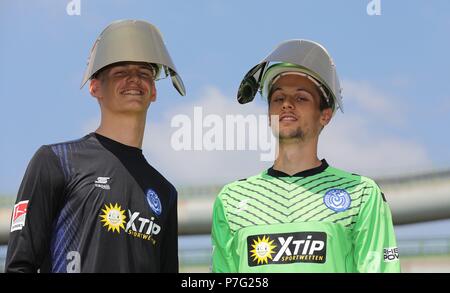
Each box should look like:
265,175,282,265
282,97,294,109
126,71,142,83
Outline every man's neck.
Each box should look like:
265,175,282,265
95,112,146,149
273,137,321,176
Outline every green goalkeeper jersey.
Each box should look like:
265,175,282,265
211,160,400,273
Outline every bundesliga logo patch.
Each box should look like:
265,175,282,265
11,200,29,232
247,232,327,267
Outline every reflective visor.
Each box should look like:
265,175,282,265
237,39,343,113
81,19,185,96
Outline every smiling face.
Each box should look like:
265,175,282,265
268,74,332,142
89,62,157,115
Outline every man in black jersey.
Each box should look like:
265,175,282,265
5,19,185,273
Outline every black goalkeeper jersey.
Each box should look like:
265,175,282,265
5,133,178,273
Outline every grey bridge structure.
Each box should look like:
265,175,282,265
1,168,450,243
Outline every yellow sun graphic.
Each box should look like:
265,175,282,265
99,203,126,233
250,235,277,265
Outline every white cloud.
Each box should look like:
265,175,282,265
144,84,433,185
143,87,272,185
83,82,433,186
342,79,406,125
320,79,433,176
319,114,432,177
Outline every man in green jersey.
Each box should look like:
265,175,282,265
211,40,400,273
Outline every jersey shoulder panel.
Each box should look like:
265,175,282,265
326,165,382,201
324,165,363,182
46,134,94,155
325,165,381,188
45,134,95,180
217,171,265,200
32,144,62,165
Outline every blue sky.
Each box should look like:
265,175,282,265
1,0,450,194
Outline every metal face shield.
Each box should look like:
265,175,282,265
81,19,186,96
237,39,343,113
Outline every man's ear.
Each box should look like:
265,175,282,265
320,108,333,127
89,79,102,100
149,82,157,102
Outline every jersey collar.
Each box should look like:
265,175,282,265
92,132,143,154
267,159,329,178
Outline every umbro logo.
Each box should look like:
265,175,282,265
237,199,249,212
94,177,111,190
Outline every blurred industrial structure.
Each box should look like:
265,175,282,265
1,168,450,272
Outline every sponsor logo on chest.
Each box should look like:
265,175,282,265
99,202,162,245
247,232,327,267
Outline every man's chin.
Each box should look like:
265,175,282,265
277,130,304,141
116,103,150,114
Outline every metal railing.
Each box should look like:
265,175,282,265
1,168,450,240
